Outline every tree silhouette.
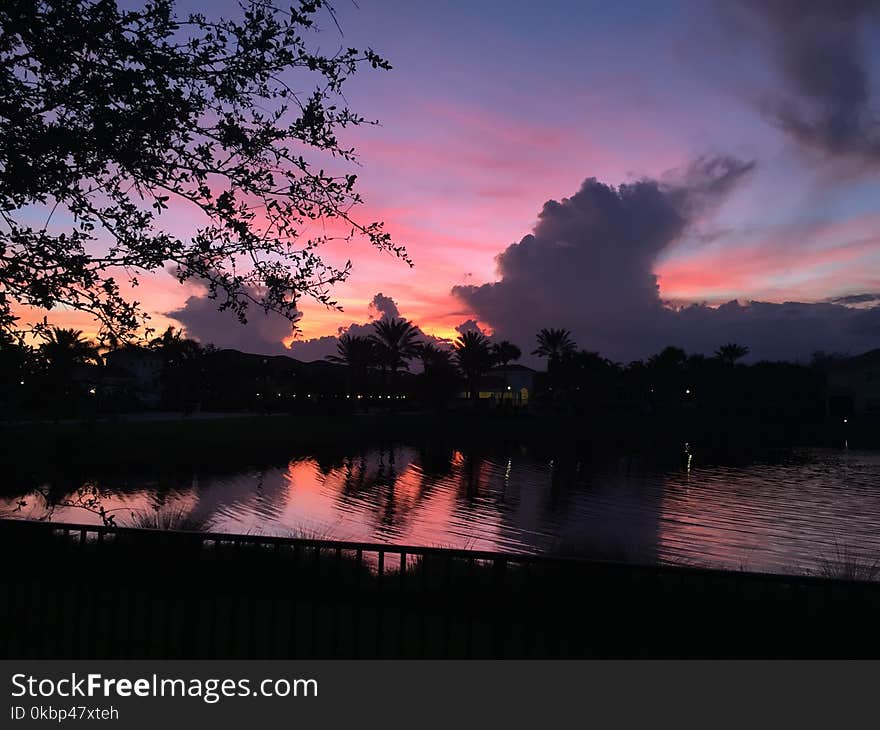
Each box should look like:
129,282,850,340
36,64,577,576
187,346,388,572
147,326,205,408
370,318,420,390
416,342,451,374
0,0,405,340
328,333,376,369
327,333,376,395
648,346,687,371
644,346,689,401
454,330,494,402
532,328,576,370
38,328,100,371
715,342,750,366
492,340,522,367
148,327,203,365
560,350,615,377
416,342,458,406
0,330,31,412
38,327,101,416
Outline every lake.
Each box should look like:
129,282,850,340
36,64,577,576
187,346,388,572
5,442,880,577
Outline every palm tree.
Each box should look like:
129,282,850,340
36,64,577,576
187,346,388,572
38,328,101,417
0,332,31,412
39,328,100,370
148,326,203,365
328,333,375,368
416,342,453,375
327,334,376,394
146,326,206,409
715,342,750,366
571,350,613,370
648,346,687,370
454,330,494,402
492,340,522,367
532,328,576,370
369,317,421,390
417,342,458,406
645,346,688,401
490,340,521,401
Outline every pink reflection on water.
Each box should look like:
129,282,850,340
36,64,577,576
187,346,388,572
656,452,880,575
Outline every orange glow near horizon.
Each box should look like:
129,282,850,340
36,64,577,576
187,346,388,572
8,122,880,351
656,215,880,305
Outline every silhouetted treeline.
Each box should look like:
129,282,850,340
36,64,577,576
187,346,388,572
0,322,837,427
533,344,825,425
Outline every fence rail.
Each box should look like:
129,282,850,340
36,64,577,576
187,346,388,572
2,518,880,658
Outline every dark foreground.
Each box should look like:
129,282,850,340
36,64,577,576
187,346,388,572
2,518,879,658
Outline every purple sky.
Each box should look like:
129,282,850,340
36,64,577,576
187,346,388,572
27,0,880,363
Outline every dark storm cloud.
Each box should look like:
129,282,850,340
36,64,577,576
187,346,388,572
454,158,754,340
454,319,486,336
368,292,400,319
167,289,298,356
671,300,880,362
827,292,880,306
452,162,880,363
452,158,751,352
284,333,345,362
732,0,880,162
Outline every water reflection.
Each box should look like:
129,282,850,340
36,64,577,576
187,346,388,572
5,445,880,577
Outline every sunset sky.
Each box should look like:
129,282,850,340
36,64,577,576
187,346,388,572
21,0,880,363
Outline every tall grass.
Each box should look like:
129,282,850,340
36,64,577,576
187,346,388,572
284,523,342,541
125,507,210,532
815,542,880,582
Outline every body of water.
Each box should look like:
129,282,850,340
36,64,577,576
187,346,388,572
6,443,880,577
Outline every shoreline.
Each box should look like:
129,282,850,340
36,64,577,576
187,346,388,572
1,406,862,443
0,408,866,482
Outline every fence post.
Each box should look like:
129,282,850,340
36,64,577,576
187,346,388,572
493,557,507,657
353,548,363,658
376,550,385,657
398,551,407,656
